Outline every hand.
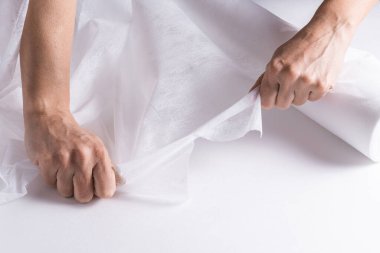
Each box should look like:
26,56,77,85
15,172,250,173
24,110,118,203
251,19,353,109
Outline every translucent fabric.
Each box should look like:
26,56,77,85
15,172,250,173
1,0,379,204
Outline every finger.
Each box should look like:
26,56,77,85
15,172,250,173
39,151,71,186
259,73,278,109
73,168,94,203
292,88,309,106
38,158,59,186
275,70,298,109
292,80,312,106
276,82,294,110
249,73,264,93
93,156,116,199
309,80,334,101
308,91,325,101
56,167,74,198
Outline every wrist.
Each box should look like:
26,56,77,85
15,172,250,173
22,87,70,116
307,2,359,40
23,99,71,122
300,11,356,51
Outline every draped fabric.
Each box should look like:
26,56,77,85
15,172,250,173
1,0,379,204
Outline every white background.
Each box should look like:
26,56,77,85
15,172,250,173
1,1,380,252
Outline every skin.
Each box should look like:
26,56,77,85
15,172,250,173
20,0,376,203
250,0,378,109
20,0,118,203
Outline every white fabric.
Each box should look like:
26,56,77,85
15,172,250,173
0,0,379,204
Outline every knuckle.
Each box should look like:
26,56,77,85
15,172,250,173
267,58,283,73
58,188,73,198
276,101,290,110
283,64,300,79
260,98,273,109
76,192,93,203
72,145,92,164
93,144,106,159
54,150,70,168
97,188,115,199
315,81,329,93
299,74,313,85
97,190,115,199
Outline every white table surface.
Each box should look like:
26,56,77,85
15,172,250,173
1,1,380,252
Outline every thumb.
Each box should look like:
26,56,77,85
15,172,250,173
112,164,126,186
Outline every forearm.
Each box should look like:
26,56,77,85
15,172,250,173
20,0,77,118
304,0,378,41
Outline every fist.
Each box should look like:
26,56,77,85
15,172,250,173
24,111,117,203
251,22,350,109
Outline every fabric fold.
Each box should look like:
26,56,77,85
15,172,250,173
1,0,380,204
116,90,261,202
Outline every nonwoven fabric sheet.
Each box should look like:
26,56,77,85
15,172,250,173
0,0,380,204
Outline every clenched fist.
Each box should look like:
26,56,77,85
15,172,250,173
24,111,118,203
250,0,364,109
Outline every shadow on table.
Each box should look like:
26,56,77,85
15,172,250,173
25,176,184,207
259,107,372,167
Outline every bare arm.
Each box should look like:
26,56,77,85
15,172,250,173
20,0,117,203
20,0,75,115
251,0,378,109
